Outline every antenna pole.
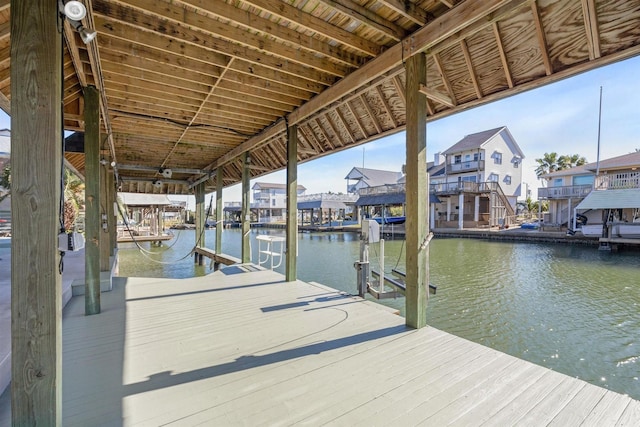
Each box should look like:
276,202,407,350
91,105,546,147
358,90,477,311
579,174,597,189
596,86,602,176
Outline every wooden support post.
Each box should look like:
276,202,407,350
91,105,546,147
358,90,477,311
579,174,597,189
85,86,102,315
286,124,298,281
99,150,110,272
216,168,223,254
241,153,251,263
405,52,429,329
195,182,205,248
10,0,63,423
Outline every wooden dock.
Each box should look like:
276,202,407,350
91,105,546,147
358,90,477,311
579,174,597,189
1,266,639,425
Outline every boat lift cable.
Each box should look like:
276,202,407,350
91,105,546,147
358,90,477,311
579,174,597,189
115,195,214,265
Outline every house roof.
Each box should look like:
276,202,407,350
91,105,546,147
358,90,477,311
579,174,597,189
297,200,347,210
584,151,640,172
442,127,525,160
252,182,306,191
576,189,640,210
542,151,640,179
344,167,402,187
442,127,505,154
541,164,593,179
119,192,174,206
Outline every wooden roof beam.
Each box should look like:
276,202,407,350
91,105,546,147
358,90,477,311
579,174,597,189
177,0,367,68
376,86,398,127
460,39,482,99
318,0,406,41
207,0,516,171
439,0,455,8
240,0,382,57
493,22,514,88
432,53,457,105
95,16,335,89
335,107,357,143
419,84,455,108
92,0,351,78
581,0,601,60
530,1,553,76
378,0,429,26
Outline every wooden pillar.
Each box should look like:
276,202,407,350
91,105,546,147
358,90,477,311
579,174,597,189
11,0,63,422
216,168,223,254
404,52,429,329
195,182,205,248
286,124,298,281
107,169,116,255
241,152,251,263
85,86,102,315
99,150,110,272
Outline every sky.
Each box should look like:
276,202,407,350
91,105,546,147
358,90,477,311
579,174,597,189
2,55,639,210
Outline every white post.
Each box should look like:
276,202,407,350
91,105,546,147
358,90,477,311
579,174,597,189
379,238,385,292
430,203,435,229
458,192,464,230
446,198,452,221
474,195,480,222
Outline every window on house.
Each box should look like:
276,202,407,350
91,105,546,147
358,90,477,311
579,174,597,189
461,176,476,183
504,175,511,185
473,153,479,161
553,178,563,187
513,161,519,168
488,173,499,182
454,155,462,164
494,153,502,165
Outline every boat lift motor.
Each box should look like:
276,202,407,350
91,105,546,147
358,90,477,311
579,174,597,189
354,220,379,297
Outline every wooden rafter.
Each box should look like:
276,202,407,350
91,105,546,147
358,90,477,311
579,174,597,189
378,0,429,26
239,0,382,57
315,118,336,150
432,52,457,105
581,0,601,60
418,84,455,108
492,22,514,88
376,86,397,127
460,39,482,99
360,94,383,134
530,1,553,76
317,0,406,41
345,100,369,140
335,108,357,143
324,113,346,147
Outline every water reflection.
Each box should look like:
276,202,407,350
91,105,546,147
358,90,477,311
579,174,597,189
117,229,640,400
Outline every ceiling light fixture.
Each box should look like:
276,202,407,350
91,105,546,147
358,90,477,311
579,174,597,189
60,1,97,44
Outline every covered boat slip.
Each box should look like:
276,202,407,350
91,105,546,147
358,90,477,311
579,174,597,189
2,267,639,426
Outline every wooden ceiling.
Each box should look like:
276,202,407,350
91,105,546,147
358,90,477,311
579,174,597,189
1,0,640,194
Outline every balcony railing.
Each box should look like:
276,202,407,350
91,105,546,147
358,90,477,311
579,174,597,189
447,160,484,173
538,184,592,199
594,172,640,190
357,183,405,195
430,181,500,194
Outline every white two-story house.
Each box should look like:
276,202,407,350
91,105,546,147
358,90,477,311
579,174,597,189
252,182,306,223
431,126,525,229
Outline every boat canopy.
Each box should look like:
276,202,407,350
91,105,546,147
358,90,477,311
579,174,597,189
355,193,440,207
575,189,640,210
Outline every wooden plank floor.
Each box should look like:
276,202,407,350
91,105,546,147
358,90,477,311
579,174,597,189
2,264,639,426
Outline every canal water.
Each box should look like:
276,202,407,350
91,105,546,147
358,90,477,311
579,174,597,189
118,228,640,400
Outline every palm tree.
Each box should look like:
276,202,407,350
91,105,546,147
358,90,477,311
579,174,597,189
534,152,561,178
63,169,85,231
0,163,9,203
558,154,587,169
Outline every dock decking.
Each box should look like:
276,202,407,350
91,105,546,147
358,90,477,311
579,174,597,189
2,266,639,425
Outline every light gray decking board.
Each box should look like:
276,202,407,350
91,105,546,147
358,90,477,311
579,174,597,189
581,390,637,426
2,265,639,426
616,398,640,426
370,351,513,426
449,364,557,426
508,378,588,426
246,328,471,425
478,369,585,426
406,357,524,425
